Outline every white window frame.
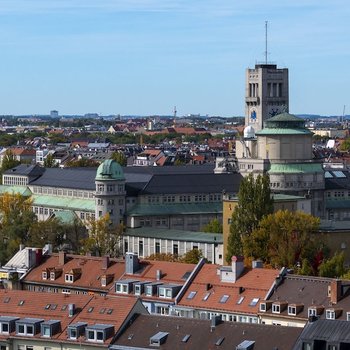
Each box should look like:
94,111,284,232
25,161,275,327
259,303,266,312
288,306,296,316
272,304,280,314
65,274,74,283
326,309,335,320
308,308,317,317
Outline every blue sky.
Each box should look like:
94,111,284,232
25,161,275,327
0,0,349,116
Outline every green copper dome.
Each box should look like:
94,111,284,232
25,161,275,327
265,112,306,129
256,112,313,136
95,159,125,181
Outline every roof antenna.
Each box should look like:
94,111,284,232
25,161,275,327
265,21,268,64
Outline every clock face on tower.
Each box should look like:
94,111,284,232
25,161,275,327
250,109,257,123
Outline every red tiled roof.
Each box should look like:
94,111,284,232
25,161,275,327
178,264,279,314
0,289,141,346
22,254,125,292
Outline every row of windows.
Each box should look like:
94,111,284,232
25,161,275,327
147,194,222,204
97,198,124,206
96,184,124,193
3,176,27,186
33,186,94,199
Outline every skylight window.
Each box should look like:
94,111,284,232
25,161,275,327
237,296,244,305
99,308,106,314
249,298,259,306
51,304,57,310
215,337,225,346
187,291,197,300
61,305,67,311
87,307,94,313
44,304,51,310
3,297,10,303
203,293,211,301
107,309,113,315
219,295,229,303
18,300,24,306
182,334,191,343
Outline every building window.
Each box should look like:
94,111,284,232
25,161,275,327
326,310,335,320
272,304,280,314
288,306,296,316
155,242,160,254
173,244,179,255
139,241,144,257
308,308,317,317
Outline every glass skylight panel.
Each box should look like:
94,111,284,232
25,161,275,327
187,291,197,300
182,334,191,343
237,296,244,305
203,292,211,301
333,171,346,178
324,171,333,178
219,295,229,303
249,298,259,306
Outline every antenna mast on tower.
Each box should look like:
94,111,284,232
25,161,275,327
265,21,268,64
174,106,177,118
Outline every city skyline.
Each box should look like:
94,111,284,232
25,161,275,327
0,0,349,117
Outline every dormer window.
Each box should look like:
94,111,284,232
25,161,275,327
288,306,296,316
16,319,44,336
50,272,55,280
326,309,336,320
308,308,317,317
41,321,61,338
85,324,114,343
272,304,280,314
68,323,87,340
0,317,18,334
65,274,73,283
260,303,266,312
347,312,350,321
42,271,47,280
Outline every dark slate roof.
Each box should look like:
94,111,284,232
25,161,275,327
123,163,215,175
293,319,350,350
27,164,232,195
4,164,44,178
140,173,242,195
30,168,97,190
112,314,302,350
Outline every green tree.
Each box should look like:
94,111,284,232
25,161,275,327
43,153,57,168
0,193,36,263
0,150,20,183
181,249,205,264
65,158,99,167
81,214,124,257
201,218,223,233
110,151,127,166
340,138,350,152
245,210,320,269
319,252,346,278
226,173,273,263
146,253,179,262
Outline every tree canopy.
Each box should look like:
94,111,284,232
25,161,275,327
226,173,273,263
243,210,321,270
110,151,127,166
201,218,223,233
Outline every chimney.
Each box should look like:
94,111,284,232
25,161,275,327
125,252,140,274
68,303,75,317
330,279,342,304
59,251,66,266
19,244,25,251
102,256,110,269
156,269,162,281
231,256,244,282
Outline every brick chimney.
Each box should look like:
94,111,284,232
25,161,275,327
231,256,244,282
58,251,66,266
330,279,342,304
102,256,110,269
